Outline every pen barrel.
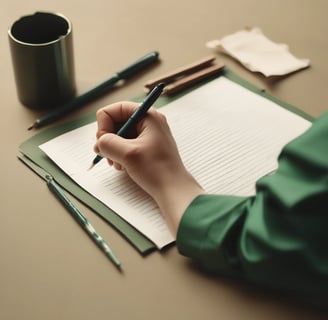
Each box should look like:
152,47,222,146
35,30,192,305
31,51,159,129
46,176,121,269
47,177,87,226
36,75,120,127
116,82,165,138
85,223,121,267
116,117,137,138
117,51,159,79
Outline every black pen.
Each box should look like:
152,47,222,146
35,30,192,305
89,82,166,169
28,51,160,130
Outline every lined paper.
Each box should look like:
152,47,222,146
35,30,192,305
39,77,311,248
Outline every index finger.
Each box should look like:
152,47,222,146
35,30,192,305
95,101,140,138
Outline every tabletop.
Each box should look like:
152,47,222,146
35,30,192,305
1,1,327,319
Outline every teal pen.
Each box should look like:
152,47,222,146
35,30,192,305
46,175,121,270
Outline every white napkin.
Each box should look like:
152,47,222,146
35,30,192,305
207,28,310,77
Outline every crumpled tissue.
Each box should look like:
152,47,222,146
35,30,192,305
206,27,310,77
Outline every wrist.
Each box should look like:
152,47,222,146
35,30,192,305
152,169,204,235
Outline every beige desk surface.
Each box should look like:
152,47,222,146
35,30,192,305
1,1,327,319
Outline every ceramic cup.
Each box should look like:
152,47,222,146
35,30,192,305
8,12,76,109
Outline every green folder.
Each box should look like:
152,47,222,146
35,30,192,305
18,68,313,254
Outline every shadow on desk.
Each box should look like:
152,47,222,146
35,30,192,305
181,258,328,317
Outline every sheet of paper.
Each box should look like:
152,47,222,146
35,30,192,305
39,77,311,248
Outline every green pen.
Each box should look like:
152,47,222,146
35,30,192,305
46,175,121,270
28,51,160,130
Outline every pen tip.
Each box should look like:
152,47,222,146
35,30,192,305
158,82,166,89
27,122,36,130
88,163,95,171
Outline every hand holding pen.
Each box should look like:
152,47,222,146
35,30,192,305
90,82,165,169
91,84,203,234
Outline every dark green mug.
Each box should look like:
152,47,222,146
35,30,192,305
8,12,76,110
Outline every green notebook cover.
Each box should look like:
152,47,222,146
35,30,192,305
18,68,313,255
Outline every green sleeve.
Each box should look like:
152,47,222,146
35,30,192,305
176,112,328,301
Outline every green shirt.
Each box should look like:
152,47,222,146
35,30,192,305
176,111,328,302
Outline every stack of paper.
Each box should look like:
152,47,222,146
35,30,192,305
38,77,311,249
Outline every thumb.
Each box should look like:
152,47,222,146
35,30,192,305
96,133,130,163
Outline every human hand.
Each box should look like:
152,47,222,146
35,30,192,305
94,101,204,233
